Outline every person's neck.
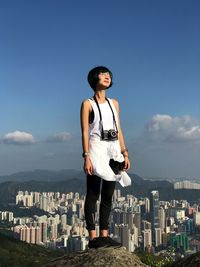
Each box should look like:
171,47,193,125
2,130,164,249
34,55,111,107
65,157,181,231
94,90,106,103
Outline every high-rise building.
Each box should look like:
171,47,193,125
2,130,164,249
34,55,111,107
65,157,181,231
155,228,162,248
113,189,121,202
133,212,141,235
50,224,57,240
62,235,68,248
25,195,33,207
114,224,130,250
67,235,81,252
26,227,30,243
30,227,36,244
16,191,24,205
20,227,26,241
127,212,135,230
112,210,121,225
185,218,194,235
194,212,200,225
40,195,48,211
74,192,79,199
132,224,139,249
142,229,152,251
35,226,41,245
61,214,67,230
175,209,185,220
170,233,189,251
121,224,129,249
121,211,127,225
144,198,150,213
33,192,40,204
142,220,151,231
162,232,169,248
150,190,160,244
159,206,166,233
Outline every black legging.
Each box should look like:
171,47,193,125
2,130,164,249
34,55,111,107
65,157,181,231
84,174,116,231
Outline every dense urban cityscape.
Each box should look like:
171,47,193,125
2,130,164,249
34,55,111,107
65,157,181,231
1,184,200,261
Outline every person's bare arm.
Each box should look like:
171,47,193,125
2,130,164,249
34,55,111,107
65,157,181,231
80,100,90,153
80,100,93,175
112,99,131,170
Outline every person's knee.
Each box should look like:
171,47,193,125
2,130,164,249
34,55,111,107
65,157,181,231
84,194,99,212
101,182,115,201
86,191,100,202
101,188,114,201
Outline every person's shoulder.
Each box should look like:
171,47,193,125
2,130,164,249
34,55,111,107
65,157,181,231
81,99,92,111
110,98,119,105
81,98,91,105
110,98,119,109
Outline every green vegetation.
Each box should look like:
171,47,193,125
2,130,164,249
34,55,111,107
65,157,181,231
0,232,64,267
135,251,174,267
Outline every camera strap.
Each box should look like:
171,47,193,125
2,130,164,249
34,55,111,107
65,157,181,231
93,95,118,134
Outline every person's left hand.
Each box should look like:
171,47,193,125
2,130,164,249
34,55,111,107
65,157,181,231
123,156,131,171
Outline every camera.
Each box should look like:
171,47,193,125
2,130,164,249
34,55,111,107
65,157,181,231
101,129,118,141
109,159,125,174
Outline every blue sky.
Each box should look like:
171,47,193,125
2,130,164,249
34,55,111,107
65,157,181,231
1,0,200,178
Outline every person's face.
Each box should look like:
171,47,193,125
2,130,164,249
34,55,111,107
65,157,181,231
97,72,112,89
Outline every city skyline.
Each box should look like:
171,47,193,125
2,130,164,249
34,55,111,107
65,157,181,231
3,187,199,256
1,1,200,178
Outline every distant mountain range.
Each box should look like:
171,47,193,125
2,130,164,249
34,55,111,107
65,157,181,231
0,169,84,183
0,169,200,207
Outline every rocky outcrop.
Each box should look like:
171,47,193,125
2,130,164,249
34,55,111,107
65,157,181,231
44,247,149,267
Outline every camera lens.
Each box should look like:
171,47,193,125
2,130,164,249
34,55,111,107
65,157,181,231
110,130,117,138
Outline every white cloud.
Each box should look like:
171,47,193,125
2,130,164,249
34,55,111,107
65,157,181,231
168,126,200,142
146,114,200,142
46,132,71,143
147,114,172,132
2,131,35,145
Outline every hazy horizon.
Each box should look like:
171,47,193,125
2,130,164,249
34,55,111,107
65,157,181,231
0,168,198,183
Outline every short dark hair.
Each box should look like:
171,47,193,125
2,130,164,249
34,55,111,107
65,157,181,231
87,66,113,91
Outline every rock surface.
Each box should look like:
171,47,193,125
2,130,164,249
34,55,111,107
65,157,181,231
44,247,149,267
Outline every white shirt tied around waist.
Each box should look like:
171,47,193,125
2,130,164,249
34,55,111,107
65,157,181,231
89,135,132,187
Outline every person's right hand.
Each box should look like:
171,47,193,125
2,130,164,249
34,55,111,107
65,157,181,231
83,157,93,176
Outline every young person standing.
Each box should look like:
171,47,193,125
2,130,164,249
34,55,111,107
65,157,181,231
80,66,131,249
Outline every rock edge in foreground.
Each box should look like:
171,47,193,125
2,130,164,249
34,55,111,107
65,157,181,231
44,247,149,267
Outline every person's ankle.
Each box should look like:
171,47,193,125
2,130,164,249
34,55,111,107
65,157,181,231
89,230,97,240
100,230,108,237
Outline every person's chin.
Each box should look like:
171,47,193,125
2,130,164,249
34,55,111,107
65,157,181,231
103,84,110,89
96,86,109,91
